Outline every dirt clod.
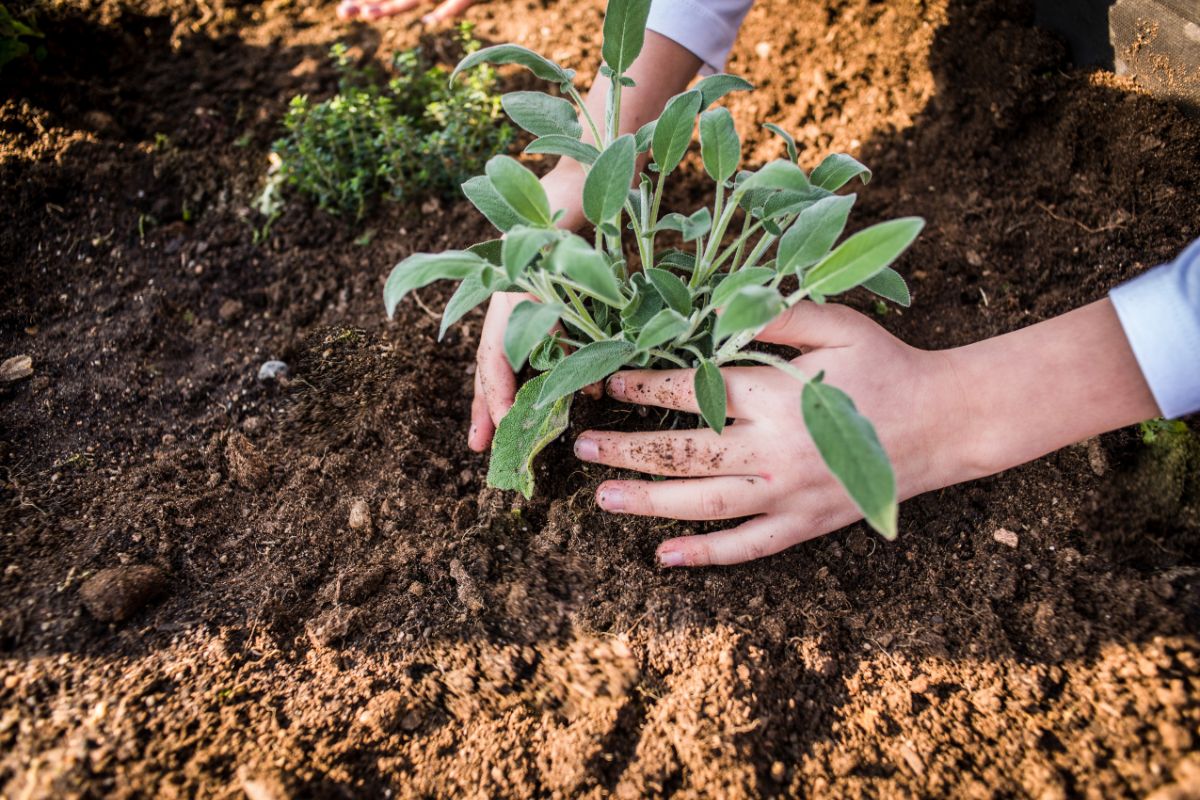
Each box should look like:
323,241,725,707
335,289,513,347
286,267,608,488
78,565,169,622
225,432,269,490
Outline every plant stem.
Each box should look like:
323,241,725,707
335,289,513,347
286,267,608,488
726,350,810,384
567,86,604,148
649,348,690,368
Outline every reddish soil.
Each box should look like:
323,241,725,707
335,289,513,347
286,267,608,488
3,0,1200,797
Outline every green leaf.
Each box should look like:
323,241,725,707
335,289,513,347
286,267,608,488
694,359,727,434
710,266,775,308
809,153,872,191
467,238,504,265
645,267,692,315
501,91,583,138
651,90,702,175
635,308,690,351
550,236,625,306
763,122,798,162
699,107,740,184
713,285,783,341
777,194,856,276
487,372,573,499
535,340,636,408
760,186,832,221
861,267,911,307
583,134,636,226
384,250,487,318
656,249,697,272
804,217,924,297
655,207,711,242
440,271,502,341
502,226,561,281
621,273,663,329
452,44,574,86
461,176,523,233
634,119,657,153
602,0,652,73
525,135,600,165
486,155,553,227
735,159,812,195
504,300,563,371
802,376,897,539
529,333,566,371
695,73,754,109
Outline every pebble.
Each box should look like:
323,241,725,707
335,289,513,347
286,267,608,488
0,355,33,383
993,527,1019,548
348,499,372,532
225,432,269,491
79,565,169,623
257,360,289,382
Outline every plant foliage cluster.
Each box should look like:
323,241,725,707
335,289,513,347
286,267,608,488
273,26,512,218
0,2,44,74
384,0,924,539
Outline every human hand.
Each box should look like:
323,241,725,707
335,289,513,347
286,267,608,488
571,301,976,567
336,0,473,23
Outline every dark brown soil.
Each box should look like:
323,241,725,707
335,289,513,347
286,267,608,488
3,0,1200,797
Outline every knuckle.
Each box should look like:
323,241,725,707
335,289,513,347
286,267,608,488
699,491,729,519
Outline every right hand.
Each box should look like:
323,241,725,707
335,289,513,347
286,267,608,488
468,161,587,452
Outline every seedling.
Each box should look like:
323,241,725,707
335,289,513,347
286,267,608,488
384,0,922,539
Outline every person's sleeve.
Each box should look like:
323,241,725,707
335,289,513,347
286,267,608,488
646,0,755,75
1110,238,1200,419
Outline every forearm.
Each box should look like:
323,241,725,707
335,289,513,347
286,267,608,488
546,31,702,229
948,298,1160,481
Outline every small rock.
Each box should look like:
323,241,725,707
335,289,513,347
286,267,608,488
225,432,269,490
79,565,169,622
1086,437,1108,477
770,761,786,781
257,360,289,382
408,581,425,596
993,527,1019,548
755,41,771,59
0,355,33,383
348,499,372,532
218,299,244,322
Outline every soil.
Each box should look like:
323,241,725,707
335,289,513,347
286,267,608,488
3,0,1200,797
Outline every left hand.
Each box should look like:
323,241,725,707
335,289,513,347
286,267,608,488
572,301,972,567
336,0,473,23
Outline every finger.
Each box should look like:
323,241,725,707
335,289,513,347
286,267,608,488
422,0,475,23
574,428,751,478
336,0,362,18
596,476,771,520
478,296,522,426
362,0,423,19
607,367,765,418
754,300,869,350
656,514,804,567
468,370,494,452
583,381,602,399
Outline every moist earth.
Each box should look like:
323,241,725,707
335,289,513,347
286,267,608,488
2,0,1199,797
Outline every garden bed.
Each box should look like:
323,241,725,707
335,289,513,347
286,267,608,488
2,0,1199,796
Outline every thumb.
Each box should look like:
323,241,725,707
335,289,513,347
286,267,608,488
754,300,868,350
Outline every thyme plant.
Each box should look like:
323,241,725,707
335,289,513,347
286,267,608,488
384,0,923,539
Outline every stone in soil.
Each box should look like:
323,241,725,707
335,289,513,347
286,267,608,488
78,565,169,622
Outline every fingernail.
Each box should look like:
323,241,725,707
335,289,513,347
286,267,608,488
469,423,477,439
421,12,437,23
658,550,684,568
597,486,625,512
607,375,625,398
574,437,598,462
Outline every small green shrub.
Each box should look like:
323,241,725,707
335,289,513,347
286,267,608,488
384,0,923,539
0,3,45,74
272,26,512,219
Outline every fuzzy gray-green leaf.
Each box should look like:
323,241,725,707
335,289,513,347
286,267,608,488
694,359,727,434
526,135,600,165
645,267,692,315
695,73,753,109
486,155,552,227
861,267,911,307
699,107,740,184
809,153,872,191
777,194,856,276
651,90,702,175
736,159,812,195
461,176,523,233
453,44,573,86
504,300,563,371
583,134,636,225
712,285,783,341
710,266,775,308
803,217,924,297
602,0,652,73
551,235,625,306
502,91,582,138
487,372,573,499
440,271,504,341
635,308,689,350
535,339,636,408
384,250,487,318
502,226,561,281
763,122,798,162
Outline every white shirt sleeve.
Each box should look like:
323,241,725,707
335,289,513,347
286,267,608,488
1110,238,1200,419
646,0,755,75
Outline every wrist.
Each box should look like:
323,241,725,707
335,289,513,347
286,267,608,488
541,160,586,231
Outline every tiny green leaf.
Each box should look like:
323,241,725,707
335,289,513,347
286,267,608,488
655,207,712,242
656,249,697,272
602,0,653,73
777,194,856,276
535,339,636,408
635,308,689,350
529,333,566,371
461,175,523,233
502,226,561,281
763,122,798,162
525,135,600,165
440,271,505,341
809,153,872,191
694,73,754,109
699,107,740,184
713,285,783,341
651,90,702,175
487,372,573,499
501,91,583,138
804,217,924,297
452,44,573,86
486,155,553,227
645,267,692,315
621,273,663,328
802,376,897,539
504,300,563,371
861,267,911,307
583,134,636,225
710,266,775,308
694,359,727,434
384,250,487,318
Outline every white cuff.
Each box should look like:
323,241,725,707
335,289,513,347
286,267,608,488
646,0,754,75
1110,238,1200,419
